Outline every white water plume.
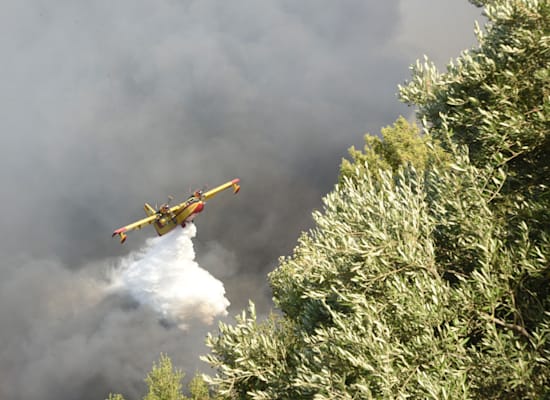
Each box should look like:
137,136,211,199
111,224,229,329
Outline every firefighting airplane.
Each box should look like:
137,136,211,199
112,178,240,243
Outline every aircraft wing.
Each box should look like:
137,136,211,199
203,178,240,200
112,214,158,243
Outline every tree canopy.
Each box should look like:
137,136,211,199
203,0,549,398
400,0,549,235
106,354,214,400
339,116,449,184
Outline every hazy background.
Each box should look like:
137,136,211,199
0,1,482,398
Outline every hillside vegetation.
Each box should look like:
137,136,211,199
107,0,549,398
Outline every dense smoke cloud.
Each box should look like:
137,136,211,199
0,1,481,398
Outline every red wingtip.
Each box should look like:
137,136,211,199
112,228,128,243
231,178,241,194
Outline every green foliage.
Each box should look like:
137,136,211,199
300,162,546,399
106,394,126,400
203,1,550,398
340,116,449,183
400,0,549,166
105,355,216,400
144,354,186,400
188,373,212,400
468,0,493,7
206,157,549,399
399,0,550,233
203,307,300,399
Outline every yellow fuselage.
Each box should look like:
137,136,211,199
152,199,204,236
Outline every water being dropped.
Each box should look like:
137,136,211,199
112,224,229,329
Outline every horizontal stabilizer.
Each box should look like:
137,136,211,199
144,203,156,216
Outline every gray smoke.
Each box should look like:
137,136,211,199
0,1,482,398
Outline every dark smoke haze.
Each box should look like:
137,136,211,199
0,1,481,398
